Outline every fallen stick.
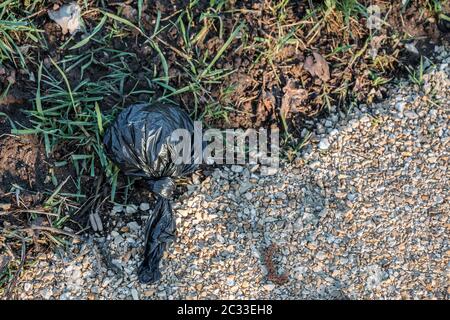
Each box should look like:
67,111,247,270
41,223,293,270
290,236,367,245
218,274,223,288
23,226,80,239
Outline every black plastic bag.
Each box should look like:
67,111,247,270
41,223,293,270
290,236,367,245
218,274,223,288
438,13,450,33
103,103,198,283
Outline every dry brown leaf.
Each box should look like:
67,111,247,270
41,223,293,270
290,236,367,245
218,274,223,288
261,90,275,111
280,79,308,119
371,35,387,50
304,52,331,82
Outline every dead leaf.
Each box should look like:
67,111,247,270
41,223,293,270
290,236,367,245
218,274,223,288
280,80,308,119
371,35,387,50
304,52,331,82
261,90,275,111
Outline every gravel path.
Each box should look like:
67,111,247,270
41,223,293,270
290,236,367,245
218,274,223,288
9,48,450,300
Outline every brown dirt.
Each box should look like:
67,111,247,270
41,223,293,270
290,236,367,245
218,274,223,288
0,135,48,202
125,0,449,130
0,99,78,208
388,1,450,40
0,101,49,206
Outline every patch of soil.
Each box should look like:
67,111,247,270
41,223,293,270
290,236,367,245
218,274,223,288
0,134,48,199
0,102,49,205
0,99,29,131
388,1,450,40
0,100,78,209
119,0,448,131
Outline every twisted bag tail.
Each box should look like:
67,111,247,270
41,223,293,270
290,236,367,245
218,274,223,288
138,177,176,284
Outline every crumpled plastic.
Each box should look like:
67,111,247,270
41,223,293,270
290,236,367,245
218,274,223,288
48,2,82,35
438,13,450,33
103,103,199,283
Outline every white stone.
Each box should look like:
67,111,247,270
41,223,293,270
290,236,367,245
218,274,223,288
231,165,244,173
127,221,140,232
318,138,331,151
112,205,123,213
395,101,406,113
404,110,419,119
125,205,138,214
131,288,139,300
260,166,278,176
263,284,275,291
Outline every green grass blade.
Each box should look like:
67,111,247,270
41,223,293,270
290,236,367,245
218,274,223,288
69,15,107,50
95,102,103,135
150,40,169,85
50,57,76,112
36,61,43,115
200,22,244,78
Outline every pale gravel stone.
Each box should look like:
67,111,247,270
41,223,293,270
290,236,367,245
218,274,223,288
112,205,123,213
125,205,138,214
231,165,244,173
127,222,140,232
318,138,330,151
131,288,139,300
395,101,405,113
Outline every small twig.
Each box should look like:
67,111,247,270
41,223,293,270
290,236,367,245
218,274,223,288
155,36,192,61
109,1,134,6
161,9,183,22
73,196,97,217
0,209,59,217
23,226,80,239
5,239,26,299
23,9,47,20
